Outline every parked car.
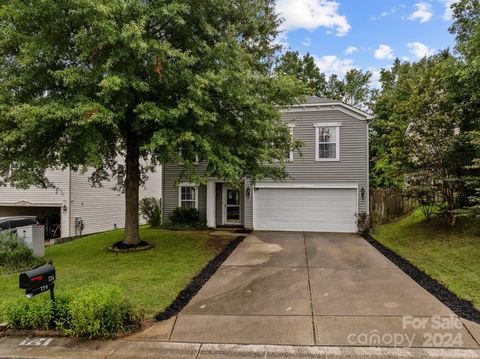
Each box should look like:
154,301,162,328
0,216,39,234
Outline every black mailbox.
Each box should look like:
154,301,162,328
19,261,55,299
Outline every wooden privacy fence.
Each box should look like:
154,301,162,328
369,188,416,222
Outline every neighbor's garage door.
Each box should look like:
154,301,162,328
254,188,357,233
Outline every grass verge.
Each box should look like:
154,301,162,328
0,227,232,320
371,209,480,310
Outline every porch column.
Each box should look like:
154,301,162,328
206,181,216,228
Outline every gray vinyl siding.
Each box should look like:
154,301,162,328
162,163,208,223
244,179,253,228
255,108,369,213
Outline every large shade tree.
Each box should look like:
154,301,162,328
0,0,303,245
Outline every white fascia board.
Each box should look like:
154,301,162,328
254,183,359,189
281,103,373,120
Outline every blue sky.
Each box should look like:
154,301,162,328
275,0,457,86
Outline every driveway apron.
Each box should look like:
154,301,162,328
134,231,480,348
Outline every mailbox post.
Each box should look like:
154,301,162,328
19,260,56,300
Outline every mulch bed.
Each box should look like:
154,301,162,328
154,235,245,321
108,240,153,252
363,233,480,324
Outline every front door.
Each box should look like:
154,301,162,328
224,185,241,225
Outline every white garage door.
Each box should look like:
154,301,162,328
254,187,357,233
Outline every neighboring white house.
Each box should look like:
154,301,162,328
0,166,162,239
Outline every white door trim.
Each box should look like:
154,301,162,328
222,183,241,225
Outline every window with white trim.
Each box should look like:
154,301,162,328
179,185,198,208
314,123,341,161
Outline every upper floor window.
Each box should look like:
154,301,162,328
314,123,341,161
178,184,198,209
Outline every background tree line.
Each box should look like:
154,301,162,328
370,0,480,224
276,0,480,225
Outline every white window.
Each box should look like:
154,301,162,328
314,123,341,161
178,184,198,209
117,164,125,186
178,148,199,165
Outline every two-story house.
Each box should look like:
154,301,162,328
162,96,371,233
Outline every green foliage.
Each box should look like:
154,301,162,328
139,197,162,227
169,207,201,225
325,69,374,110
275,51,373,109
5,296,56,330
0,0,304,188
0,232,41,272
275,51,325,95
0,227,229,321
372,209,480,310
67,284,142,338
0,0,305,244
4,285,142,338
459,131,480,218
355,212,371,235
370,50,479,226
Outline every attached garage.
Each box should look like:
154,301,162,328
253,186,358,233
0,205,62,239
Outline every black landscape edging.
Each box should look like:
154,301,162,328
363,233,480,324
154,235,245,321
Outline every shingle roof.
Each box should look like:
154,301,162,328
303,95,339,105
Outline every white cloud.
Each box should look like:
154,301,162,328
314,55,354,77
370,6,398,20
369,69,382,89
374,44,395,60
408,3,433,23
302,37,312,47
274,31,289,49
276,0,351,36
407,42,436,58
439,0,459,20
402,56,410,61
345,46,358,55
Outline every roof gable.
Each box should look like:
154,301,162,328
283,96,373,121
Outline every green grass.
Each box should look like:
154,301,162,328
372,209,480,310
0,227,232,320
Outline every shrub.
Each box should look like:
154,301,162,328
356,212,371,234
169,207,201,225
139,197,162,227
5,296,55,330
0,231,41,272
4,284,142,338
67,284,142,338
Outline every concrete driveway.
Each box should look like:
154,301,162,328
133,231,480,348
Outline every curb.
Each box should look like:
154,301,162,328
1,338,480,359
198,344,480,359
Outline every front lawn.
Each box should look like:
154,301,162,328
371,209,480,310
0,227,232,320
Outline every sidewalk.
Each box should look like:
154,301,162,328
1,335,480,359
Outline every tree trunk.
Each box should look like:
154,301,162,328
123,132,141,245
